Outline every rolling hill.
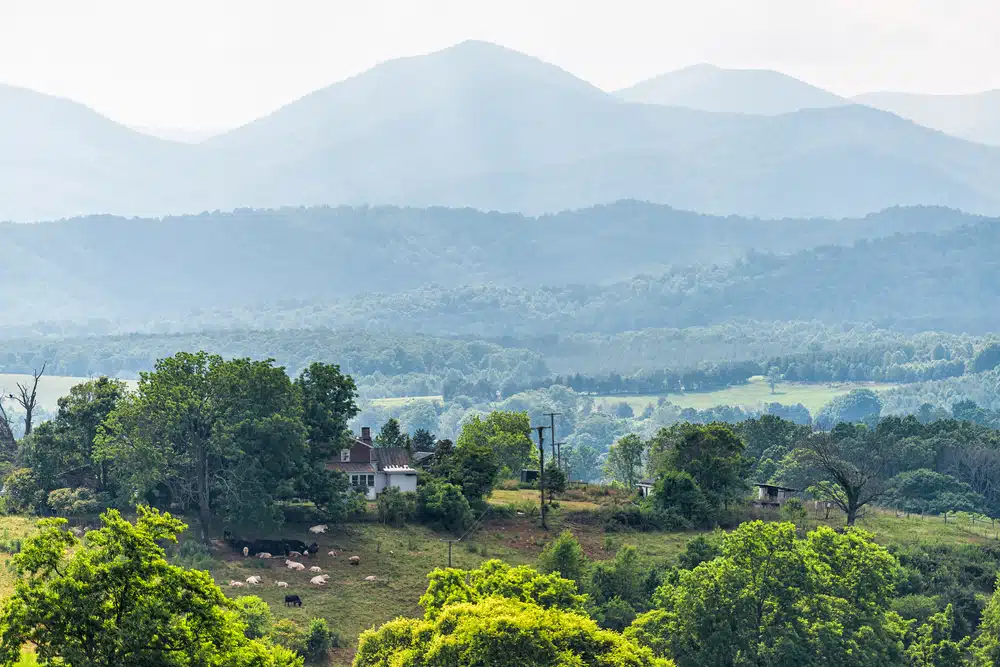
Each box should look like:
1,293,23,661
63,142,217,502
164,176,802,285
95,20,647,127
0,203,982,332
3,41,1000,219
616,63,846,114
853,89,1000,147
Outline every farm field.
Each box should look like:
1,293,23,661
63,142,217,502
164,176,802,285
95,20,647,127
3,498,995,665
0,373,137,412
369,395,443,408
591,376,900,415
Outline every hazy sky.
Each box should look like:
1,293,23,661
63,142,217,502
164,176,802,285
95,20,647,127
2,0,997,131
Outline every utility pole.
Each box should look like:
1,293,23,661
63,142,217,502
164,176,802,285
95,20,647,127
534,425,548,529
441,539,455,567
544,412,563,470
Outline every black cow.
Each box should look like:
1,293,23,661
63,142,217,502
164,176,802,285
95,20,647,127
284,539,309,554
284,595,302,607
306,542,319,556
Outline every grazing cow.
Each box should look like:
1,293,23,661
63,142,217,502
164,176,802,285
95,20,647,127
276,581,288,588
284,594,302,607
255,552,272,559
307,542,319,554
229,581,246,588
309,566,322,573
327,550,340,557
246,576,262,585
242,546,249,558
310,575,329,585
309,524,328,534
364,576,377,582
349,556,360,566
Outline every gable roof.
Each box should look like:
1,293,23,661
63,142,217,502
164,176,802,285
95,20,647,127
373,448,411,470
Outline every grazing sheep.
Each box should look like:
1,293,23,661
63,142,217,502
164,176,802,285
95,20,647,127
349,556,360,566
287,562,306,571
287,551,302,558
276,581,288,588
310,575,329,585
327,550,340,557
309,566,322,573
246,576,262,585
308,524,328,534
242,546,249,558
364,576,377,582
229,580,246,588
255,552,272,559
284,594,302,607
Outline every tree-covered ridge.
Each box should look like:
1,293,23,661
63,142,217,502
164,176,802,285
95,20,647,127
0,203,985,333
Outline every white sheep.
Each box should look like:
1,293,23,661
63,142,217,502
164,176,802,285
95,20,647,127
327,550,340,557
349,556,360,566
276,581,288,588
310,574,329,585
242,546,249,558
288,550,302,558
364,575,377,582
308,524,328,534
229,580,246,588
309,566,322,573
287,562,306,571
246,575,262,585
255,552,272,559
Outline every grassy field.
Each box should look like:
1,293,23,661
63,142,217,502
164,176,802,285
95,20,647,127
369,395,443,408
0,373,138,412
591,376,899,415
2,498,995,665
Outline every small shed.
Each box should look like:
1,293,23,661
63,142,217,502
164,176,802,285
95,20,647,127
753,483,798,509
636,479,655,498
520,469,539,484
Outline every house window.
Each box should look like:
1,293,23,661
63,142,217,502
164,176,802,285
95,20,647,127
350,474,375,487
341,449,350,463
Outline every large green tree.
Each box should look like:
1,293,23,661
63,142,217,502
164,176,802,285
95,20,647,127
0,507,301,667
457,412,534,477
13,377,127,504
604,434,646,489
627,521,907,667
650,423,751,514
98,352,307,539
355,597,671,667
782,422,902,525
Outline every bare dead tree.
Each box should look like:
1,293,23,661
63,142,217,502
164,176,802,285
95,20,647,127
0,394,16,455
10,362,46,437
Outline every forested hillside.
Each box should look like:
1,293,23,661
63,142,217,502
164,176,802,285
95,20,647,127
0,203,980,332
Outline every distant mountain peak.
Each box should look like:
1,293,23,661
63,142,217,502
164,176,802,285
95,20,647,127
617,64,845,115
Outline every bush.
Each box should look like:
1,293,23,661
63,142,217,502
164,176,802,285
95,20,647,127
233,595,273,640
270,618,305,654
652,470,711,526
417,479,472,532
303,618,333,664
2,468,46,514
596,596,637,631
171,539,216,571
677,533,722,570
538,530,588,589
376,487,415,527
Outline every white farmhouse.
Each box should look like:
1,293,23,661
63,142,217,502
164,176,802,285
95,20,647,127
326,427,418,499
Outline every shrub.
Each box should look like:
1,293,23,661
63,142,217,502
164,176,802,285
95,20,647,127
596,596,637,631
270,618,305,654
303,618,333,664
376,487,415,527
233,595,273,640
538,530,588,589
46,487,100,516
677,533,722,570
417,479,472,532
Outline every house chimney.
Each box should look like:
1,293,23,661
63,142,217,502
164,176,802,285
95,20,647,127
361,427,372,444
